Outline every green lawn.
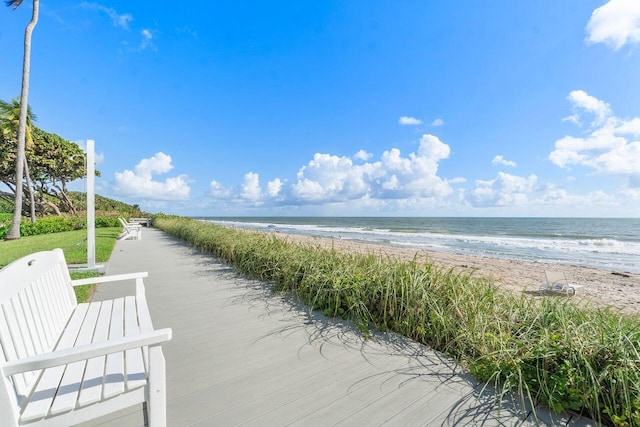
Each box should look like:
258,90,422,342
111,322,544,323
0,228,121,268
0,228,122,303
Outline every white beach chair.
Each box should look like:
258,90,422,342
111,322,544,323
119,217,142,240
540,270,583,296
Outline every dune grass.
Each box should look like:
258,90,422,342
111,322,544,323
154,215,640,426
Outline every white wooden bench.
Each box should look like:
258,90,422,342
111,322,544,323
118,218,142,240
129,218,151,227
0,249,172,426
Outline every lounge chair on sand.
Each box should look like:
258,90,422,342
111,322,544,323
540,269,583,296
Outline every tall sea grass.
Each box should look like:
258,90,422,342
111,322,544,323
154,215,640,426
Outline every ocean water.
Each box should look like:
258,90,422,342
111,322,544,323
199,217,640,274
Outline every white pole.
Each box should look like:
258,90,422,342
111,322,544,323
86,140,96,269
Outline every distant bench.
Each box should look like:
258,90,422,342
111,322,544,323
0,249,172,426
129,217,152,227
119,218,143,240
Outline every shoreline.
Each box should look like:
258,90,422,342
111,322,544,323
273,231,640,315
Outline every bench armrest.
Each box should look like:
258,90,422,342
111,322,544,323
71,272,148,287
1,328,172,377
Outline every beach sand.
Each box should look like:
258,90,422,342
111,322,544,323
275,232,640,315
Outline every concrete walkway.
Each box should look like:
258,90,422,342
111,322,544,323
81,228,594,426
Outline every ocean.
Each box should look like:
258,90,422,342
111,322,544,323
198,217,640,274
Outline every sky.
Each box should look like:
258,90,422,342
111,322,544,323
1,0,640,217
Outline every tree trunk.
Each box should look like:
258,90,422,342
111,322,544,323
23,156,36,223
5,0,39,240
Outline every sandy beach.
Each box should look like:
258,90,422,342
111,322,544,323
276,232,640,315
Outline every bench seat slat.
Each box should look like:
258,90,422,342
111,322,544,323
49,302,102,415
78,300,112,406
103,298,125,399
20,304,90,423
124,296,146,391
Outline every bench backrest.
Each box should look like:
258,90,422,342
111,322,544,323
0,249,77,403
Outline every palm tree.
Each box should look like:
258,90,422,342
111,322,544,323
0,98,37,222
4,0,39,240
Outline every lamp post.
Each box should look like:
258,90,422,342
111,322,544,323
86,140,96,269
70,140,97,270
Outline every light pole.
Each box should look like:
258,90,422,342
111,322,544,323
86,140,96,269
70,140,97,270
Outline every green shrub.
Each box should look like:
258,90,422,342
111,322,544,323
95,216,121,228
0,215,123,239
153,214,640,427
19,216,84,236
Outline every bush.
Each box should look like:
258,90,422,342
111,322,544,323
0,215,122,239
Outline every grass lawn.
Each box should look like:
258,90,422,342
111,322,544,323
0,228,122,303
0,227,121,268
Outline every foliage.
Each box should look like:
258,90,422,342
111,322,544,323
0,199,12,213
154,215,640,427
0,123,94,216
28,127,87,214
0,215,122,239
67,192,147,216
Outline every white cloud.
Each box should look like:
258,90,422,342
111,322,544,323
538,184,615,207
80,2,133,29
267,178,283,197
240,172,262,202
207,134,454,208
113,152,190,200
431,118,444,127
209,180,230,198
290,134,453,202
449,177,467,184
353,149,372,161
468,172,537,207
398,116,422,125
140,29,155,50
586,0,640,50
492,155,517,168
562,90,612,127
550,91,640,186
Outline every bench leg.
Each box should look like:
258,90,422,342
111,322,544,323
147,345,167,427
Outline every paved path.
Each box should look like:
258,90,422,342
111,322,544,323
81,228,594,426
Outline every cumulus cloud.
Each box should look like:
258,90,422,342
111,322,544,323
492,155,517,168
468,172,537,207
398,116,422,125
586,0,640,50
538,184,615,207
562,90,612,127
80,2,133,29
353,149,372,162
207,134,454,208
431,118,444,127
267,178,283,197
209,180,231,198
550,90,640,186
113,152,190,200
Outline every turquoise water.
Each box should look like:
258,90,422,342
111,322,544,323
199,217,640,274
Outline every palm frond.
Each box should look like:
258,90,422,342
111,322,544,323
6,0,25,10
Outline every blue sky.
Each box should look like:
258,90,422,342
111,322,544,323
1,0,640,217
